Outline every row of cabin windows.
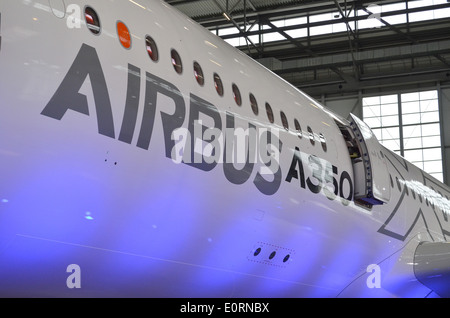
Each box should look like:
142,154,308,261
84,5,327,152
389,173,450,214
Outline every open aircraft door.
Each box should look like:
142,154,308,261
334,114,391,206
348,113,391,205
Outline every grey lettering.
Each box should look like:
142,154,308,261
41,44,115,138
223,112,256,185
253,130,282,195
185,94,222,171
118,64,141,144
136,72,186,158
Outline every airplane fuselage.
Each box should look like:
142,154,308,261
0,0,449,297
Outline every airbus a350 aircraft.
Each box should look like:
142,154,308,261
0,0,449,298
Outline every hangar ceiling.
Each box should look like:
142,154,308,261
165,0,450,99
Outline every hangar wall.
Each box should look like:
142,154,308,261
321,84,450,186
168,0,450,188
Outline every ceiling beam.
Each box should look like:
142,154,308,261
298,69,450,97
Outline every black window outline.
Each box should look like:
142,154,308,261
214,73,224,97
84,6,101,35
171,49,183,74
280,111,289,131
395,177,402,192
307,126,315,145
294,119,302,139
254,247,261,256
266,103,274,124
145,35,159,62
319,133,327,152
411,189,416,200
249,93,259,116
232,83,242,106
116,20,132,50
193,61,204,86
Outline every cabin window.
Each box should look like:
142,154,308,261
117,21,131,49
396,177,402,192
294,119,302,139
85,7,101,35
232,84,242,106
249,93,258,115
280,111,289,130
266,103,274,124
145,36,158,62
307,126,315,145
319,133,327,152
171,49,182,74
193,61,204,86
214,73,224,96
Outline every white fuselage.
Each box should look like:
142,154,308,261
0,0,449,297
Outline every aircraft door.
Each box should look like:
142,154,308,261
335,114,391,207
347,113,391,205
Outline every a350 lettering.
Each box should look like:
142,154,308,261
285,147,353,206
